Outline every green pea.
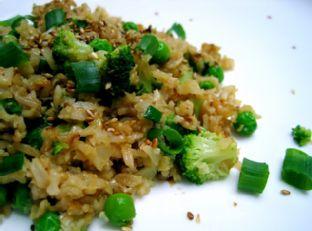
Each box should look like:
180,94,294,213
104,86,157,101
233,111,257,136
0,186,8,207
208,65,224,83
35,211,61,231
123,22,139,32
199,80,215,90
104,193,136,227
151,41,171,64
0,98,22,115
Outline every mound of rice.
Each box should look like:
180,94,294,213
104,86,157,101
0,0,251,229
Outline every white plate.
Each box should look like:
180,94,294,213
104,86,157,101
0,0,311,230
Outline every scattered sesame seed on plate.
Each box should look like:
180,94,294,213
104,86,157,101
281,189,291,196
187,211,194,220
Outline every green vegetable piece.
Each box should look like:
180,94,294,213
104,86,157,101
105,45,135,97
233,111,257,136
165,114,197,135
167,23,186,40
238,158,269,194
45,8,66,30
207,65,224,83
136,34,159,56
104,193,136,227
144,106,162,123
1,34,17,43
179,130,238,184
291,125,311,147
123,21,139,32
151,41,171,64
24,127,44,150
37,57,52,73
52,141,69,156
0,98,22,115
147,127,162,141
89,38,113,52
12,183,32,214
0,15,24,27
158,126,184,156
71,61,101,93
0,41,29,68
281,148,312,190
179,70,193,83
199,80,215,90
52,30,93,62
72,19,88,28
0,152,24,176
35,211,61,231
0,186,8,207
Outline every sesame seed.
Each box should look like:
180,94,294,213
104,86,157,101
281,189,291,196
195,214,201,224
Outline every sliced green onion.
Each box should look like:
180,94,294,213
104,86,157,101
12,183,32,214
0,98,22,115
0,41,29,68
52,141,69,156
45,8,66,30
144,105,162,123
192,98,203,118
282,148,312,190
35,211,61,231
136,34,159,56
0,15,35,36
0,152,24,176
238,158,269,194
72,19,88,28
71,61,101,93
123,21,139,32
167,23,186,40
0,15,24,27
147,127,162,141
0,185,8,207
89,38,113,52
199,80,215,90
158,126,184,157
24,127,44,150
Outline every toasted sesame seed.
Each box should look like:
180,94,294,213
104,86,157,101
233,201,238,207
281,189,291,196
187,212,194,220
195,214,201,224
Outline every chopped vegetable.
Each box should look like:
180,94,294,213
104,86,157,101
0,98,22,115
12,183,32,214
0,15,24,27
45,8,66,30
123,21,138,32
24,127,44,150
281,148,312,190
179,70,193,83
205,65,224,83
105,45,135,97
165,114,197,135
291,125,311,146
0,186,8,207
144,106,162,123
89,38,113,52
52,141,69,156
148,126,184,157
199,80,215,90
0,41,29,68
151,41,171,64
233,111,257,136
136,34,159,56
238,158,269,194
104,193,136,227
35,211,61,231
179,130,238,184
71,61,101,93
1,34,17,43
167,22,186,40
0,153,24,176
72,19,88,28
52,30,93,62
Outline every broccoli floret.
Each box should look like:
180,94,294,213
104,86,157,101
105,45,135,97
52,30,93,62
292,125,311,146
134,56,161,95
89,38,113,52
179,130,238,184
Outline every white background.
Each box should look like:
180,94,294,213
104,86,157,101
0,0,311,230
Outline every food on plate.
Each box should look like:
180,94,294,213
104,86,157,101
0,0,261,229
